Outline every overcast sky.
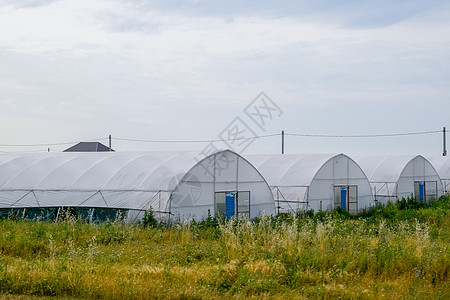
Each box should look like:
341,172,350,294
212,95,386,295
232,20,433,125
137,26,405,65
1,0,449,155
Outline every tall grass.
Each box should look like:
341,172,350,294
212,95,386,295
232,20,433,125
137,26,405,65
1,196,450,299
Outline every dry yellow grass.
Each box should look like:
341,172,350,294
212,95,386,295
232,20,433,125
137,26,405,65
1,197,450,299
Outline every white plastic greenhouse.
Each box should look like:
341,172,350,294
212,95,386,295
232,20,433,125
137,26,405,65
245,154,375,214
0,150,275,223
353,155,443,204
427,156,450,194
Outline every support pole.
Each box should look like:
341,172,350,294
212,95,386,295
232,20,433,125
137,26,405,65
444,127,447,156
281,130,285,154
277,188,280,215
109,134,112,151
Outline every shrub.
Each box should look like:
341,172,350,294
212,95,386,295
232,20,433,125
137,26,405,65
141,207,158,228
396,195,426,210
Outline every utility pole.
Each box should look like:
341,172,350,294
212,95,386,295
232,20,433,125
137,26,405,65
281,130,285,154
444,127,447,156
109,134,112,151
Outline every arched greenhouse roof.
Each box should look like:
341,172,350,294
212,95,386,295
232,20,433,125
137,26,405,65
0,150,275,222
352,155,419,183
427,156,450,180
353,155,443,202
0,151,200,193
246,153,341,187
245,153,374,213
427,156,450,193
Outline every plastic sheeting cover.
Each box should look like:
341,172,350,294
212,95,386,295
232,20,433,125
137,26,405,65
353,155,444,202
0,150,275,222
245,153,374,212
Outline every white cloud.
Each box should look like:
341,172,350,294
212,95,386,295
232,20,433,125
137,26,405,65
0,1,449,154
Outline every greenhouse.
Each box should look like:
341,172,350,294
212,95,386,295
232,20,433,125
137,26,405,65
353,155,443,204
427,156,450,194
0,150,275,223
245,154,374,214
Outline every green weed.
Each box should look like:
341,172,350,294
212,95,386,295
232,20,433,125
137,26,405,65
0,195,450,299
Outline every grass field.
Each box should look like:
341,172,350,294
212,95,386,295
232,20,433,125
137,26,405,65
1,196,450,299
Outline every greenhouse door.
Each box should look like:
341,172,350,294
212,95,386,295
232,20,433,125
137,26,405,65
414,181,437,202
226,192,236,218
215,191,250,219
334,185,358,214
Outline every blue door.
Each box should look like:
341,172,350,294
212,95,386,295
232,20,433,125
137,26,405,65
341,187,347,210
226,192,236,219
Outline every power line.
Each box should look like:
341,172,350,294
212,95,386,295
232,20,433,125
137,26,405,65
114,133,280,144
0,130,443,149
115,130,441,143
285,130,442,138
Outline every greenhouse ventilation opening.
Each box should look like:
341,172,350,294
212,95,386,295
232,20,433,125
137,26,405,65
244,154,375,214
353,155,444,204
0,150,275,223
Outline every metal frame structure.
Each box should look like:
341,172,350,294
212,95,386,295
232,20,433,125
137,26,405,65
245,153,374,213
0,151,275,223
354,155,444,204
